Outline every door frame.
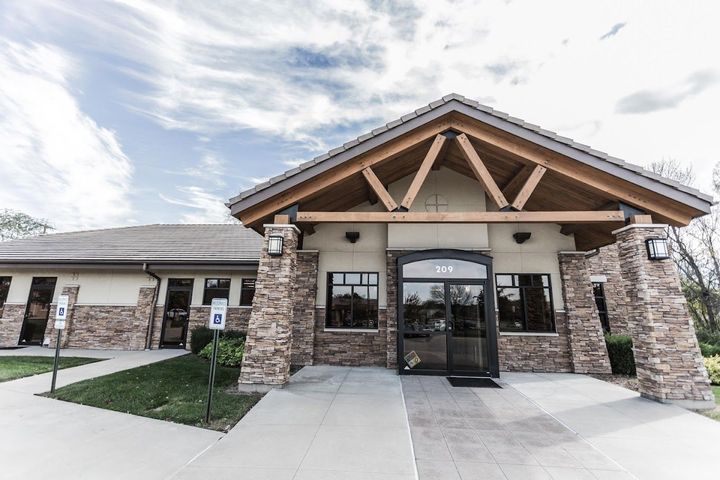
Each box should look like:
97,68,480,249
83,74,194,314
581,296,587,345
397,249,499,378
159,279,194,349
18,277,57,345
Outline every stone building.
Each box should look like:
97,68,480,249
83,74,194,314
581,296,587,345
0,95,714,408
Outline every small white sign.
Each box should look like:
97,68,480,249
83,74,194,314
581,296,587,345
55,295,69,329
208,298,228,330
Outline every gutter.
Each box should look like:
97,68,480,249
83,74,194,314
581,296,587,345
143,263,162,350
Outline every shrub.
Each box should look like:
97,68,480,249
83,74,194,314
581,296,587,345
696,329,720,347
199,338,245,368
700,342,720,358
705,356,720,385
190,327,246,355
605,334,636,376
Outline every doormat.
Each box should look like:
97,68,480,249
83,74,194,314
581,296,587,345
447,377,501,388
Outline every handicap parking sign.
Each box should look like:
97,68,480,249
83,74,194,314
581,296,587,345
208,298,227,330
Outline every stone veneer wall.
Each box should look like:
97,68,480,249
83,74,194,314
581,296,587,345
558,252,612,374
185,306,251,350
498,312,573,372
586,244,630,334
292,251,319,366
45,285,79,348
616,225,713,405
312,307,388,366
0,303,27,347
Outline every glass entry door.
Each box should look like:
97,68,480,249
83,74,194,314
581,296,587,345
160,279,193,348
398,250,498,377
19,277,57,345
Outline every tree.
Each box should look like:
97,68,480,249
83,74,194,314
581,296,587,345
650,160,720,334
0,210,53,241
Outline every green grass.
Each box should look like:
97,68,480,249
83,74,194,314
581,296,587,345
0,356,102,382
705,386,720,421
46,354,261,431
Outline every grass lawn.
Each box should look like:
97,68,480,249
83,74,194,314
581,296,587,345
0,356,102,382
46,354,262,431
703,385,720,421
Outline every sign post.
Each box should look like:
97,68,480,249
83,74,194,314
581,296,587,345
205,298,227,423
50,295,69,393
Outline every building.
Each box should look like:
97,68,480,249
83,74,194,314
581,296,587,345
0,94,714,408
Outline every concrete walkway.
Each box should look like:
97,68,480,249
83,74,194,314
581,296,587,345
504,373,720,480
0,347,221,480
172,366,417,480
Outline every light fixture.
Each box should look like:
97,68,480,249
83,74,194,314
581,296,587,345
345,231,360,243
513,232,531,244
267,235,284,256
646,237,670,260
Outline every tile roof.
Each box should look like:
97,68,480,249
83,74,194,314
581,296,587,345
0,224,262,264
228,93,713,214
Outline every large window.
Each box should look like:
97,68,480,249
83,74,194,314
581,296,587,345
240,279,256,306
496,274,554,333
0,276,11,315
326,272,379,329
593,282,610,333
202,278,230,305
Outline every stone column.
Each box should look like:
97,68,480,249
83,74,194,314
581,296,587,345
291,250,319,366
136,285,158,350
45,285,80,348
615,224,713,408
238,223,299,392
558,252,612,374
386,250,403,369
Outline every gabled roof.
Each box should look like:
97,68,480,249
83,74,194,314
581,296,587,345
0,224,262,265
228,93,713,217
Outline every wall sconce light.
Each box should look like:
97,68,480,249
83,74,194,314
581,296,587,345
345,231,360,244
646,237,670,260
513,232,531,244
267,235,284,256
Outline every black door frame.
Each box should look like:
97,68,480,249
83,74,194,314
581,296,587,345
159,279,194,349
397,249,499,378
18,277,57,345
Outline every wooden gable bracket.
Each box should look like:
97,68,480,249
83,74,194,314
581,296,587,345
399,133,448,210
362,167,398,211
509,164,547,211
455,133,510,210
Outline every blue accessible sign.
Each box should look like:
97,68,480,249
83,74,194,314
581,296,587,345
208,298,228,330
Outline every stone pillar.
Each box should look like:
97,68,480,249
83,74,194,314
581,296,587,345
238,224,299,392
136,285,157,350
291,250,319,366
558,252,612,374
386,250,402,369
586,244,631,334
615,224,713,408
45,285,80,348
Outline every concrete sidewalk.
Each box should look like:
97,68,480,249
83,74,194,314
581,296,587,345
504,373,720,480
0,346,187,394
172,366,417,480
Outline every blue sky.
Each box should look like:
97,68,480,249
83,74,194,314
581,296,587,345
1,1,719,231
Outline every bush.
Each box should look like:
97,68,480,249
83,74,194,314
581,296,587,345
605,334,636,376
697,329,720,347
190,327,246,355
199,338,245,368
705,356,720,385
700,342,720,358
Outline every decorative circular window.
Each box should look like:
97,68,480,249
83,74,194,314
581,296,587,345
425,194,448,212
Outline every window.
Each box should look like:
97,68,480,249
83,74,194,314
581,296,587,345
202,278,230,305
593,282,610,333
0,276,10,314
240,279,256,306
496,274,554,333
326,272,379,329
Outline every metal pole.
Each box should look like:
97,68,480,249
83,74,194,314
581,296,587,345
50,330,62,393
205,329,220,423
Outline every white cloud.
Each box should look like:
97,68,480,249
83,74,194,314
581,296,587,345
159,186,235,224
0,40,134,231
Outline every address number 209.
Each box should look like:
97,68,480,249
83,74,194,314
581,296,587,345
435,265,454,273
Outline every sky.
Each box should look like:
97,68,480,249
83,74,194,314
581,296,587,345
0,0,719,231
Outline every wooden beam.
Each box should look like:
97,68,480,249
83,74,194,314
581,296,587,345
296,210,625,224
455,133,509,209
511,165,547,210
400,134,447,210
362,167,398,211
273,214,290,224
502,165,535,199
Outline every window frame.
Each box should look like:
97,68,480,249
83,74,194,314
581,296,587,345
239,278,256,307
495,273,556,333
325,271,379,330
202,278,231,305
592,281,610,333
